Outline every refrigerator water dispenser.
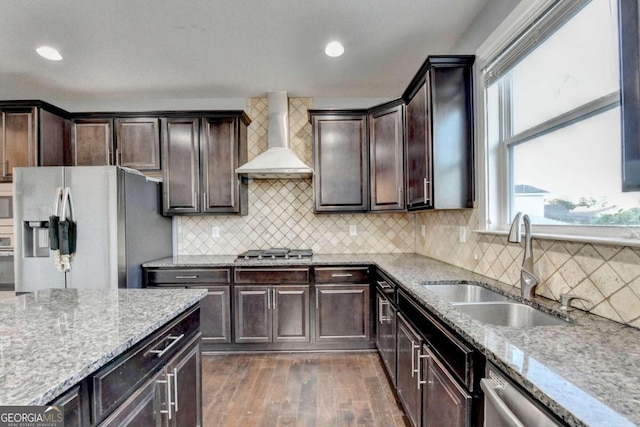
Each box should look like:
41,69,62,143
23,221,49,258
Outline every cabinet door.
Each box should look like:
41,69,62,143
376,291,397,385
0,108,36,179
49,383,90,427
192,285,231,344
234,285,273,343
370,104,405,211
39,109,70,166
312,114,368,212
421,346,471,427
162,118,200,214
396,314,422,427
115,117,160,170
405,81,432,210
315,284,370,342
72,119,113,166
99,370,163,427
168,334,202,427
273,285,310,342
201,118,239,213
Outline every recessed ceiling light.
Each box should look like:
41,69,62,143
325,41,344,58
36,46,62,61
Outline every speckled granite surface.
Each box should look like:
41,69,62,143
145,254,640,427
0,288,206,406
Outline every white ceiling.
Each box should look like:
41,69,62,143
0,0,493,103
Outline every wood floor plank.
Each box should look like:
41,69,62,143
202,352,408,427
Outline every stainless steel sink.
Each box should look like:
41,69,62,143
452,302,569,327
424,284,511,303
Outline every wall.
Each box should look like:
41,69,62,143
451,0,522,53
177,97,415,255
415,209,640,328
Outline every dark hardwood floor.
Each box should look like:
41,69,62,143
202,352,410,427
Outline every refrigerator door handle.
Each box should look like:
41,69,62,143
60,187,75,222
53,187,64,216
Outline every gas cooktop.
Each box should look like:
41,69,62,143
236,248,313,261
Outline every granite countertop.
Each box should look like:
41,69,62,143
0,288,207,406
145,254,640,427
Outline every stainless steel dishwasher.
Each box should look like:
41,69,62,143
481,362,564,427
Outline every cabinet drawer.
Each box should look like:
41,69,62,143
146,268,231,285
92,306,199,423
234,268,310,284
315,266,369,283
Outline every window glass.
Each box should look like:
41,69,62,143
510,108,635,225
510,0,619,134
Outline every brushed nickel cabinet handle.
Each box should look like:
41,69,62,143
331,273,353,278
267,289,271,310
175,275,198,279
150,334,184,358
411,340,417,378
418,353,430,389
159,372,174,419
173,367,179,412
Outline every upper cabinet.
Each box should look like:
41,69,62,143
309,55,474,214
72,119,113,166
115,117,160,171
402,55,475,211
162,113,249,216
0,101,71,181
369,100,405,211
309,111,368,213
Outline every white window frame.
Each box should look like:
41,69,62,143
474,0,640,246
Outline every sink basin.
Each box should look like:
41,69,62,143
424,284,511,303
453,302,569,327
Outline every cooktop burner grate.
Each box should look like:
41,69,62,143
236,248,313,261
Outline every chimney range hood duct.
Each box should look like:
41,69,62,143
235,91,313,179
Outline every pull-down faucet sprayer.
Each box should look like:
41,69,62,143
508,212,540,299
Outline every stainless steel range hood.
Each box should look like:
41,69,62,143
236,91,313,179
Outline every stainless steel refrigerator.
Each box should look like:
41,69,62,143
14,166,172,292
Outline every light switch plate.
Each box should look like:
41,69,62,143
349,225,357,236
211,226,220,238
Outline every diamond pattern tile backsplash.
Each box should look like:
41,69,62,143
177,97,416,256
416,209,640,328
178,96,640,328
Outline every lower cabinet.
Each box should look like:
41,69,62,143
234,285,310,343
421,345,471,427
49,383,90,427
315,284,370,342
376,289,397,385
396,314,423,427
192,285,231,344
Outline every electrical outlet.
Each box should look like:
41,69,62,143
459,226,467,243
349,225,357,236
211,226,220,238
421,225,426,237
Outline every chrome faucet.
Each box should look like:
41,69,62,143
508,212,540,299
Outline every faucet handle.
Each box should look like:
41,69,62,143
560,293,591,311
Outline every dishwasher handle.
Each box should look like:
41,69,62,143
481,378,525,427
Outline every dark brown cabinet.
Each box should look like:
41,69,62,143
234,284,310,343
144,268,232,345
396,313,423,427
369,101,405,211
376,289,397,385
309,111,368,212
421,345,471,427
315,284,370,342
402,56,475,211
0,102,71,180
166,334,202,427
72,119,113,166
99,370,163,427
115,117,160,171
161,114,249,215
49,383,90,427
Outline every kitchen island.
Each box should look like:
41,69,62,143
144,253,640,427
0,287,206,425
